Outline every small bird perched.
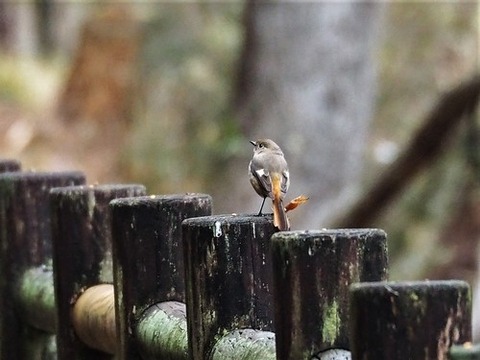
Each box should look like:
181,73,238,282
249,139,290,231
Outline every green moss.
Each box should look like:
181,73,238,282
407,290,428,324
16,267,56,333
135,305,189,359
322,300,340,345
211,330,276,360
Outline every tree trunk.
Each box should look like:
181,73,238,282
214,2,384,229
0,3,91,56
58,6,141,124
0,3,38,55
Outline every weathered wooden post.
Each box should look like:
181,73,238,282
110,194,212,360
0,159,21,172
182,214,278,360
350,280,471,359
50,184,146,359
0,171,86,360
271,229,388,359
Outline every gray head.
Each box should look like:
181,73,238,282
250,139,283,154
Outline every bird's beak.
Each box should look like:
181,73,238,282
250,140,256,146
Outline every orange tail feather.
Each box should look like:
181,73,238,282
273,197,290,231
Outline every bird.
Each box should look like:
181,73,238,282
248,138,290,231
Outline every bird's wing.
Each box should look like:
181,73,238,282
250,161,272,195
281,169,290,195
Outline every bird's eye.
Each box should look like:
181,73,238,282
258,143,264,148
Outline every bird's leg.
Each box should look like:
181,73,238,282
257,197,266,216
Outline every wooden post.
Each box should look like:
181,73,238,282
271,229,388,359
0,171,85,360
182,214,277,360
0,159,21,172
110,194,212,360
50,184,146,360
350,280,471,359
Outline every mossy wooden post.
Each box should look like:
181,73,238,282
182,214,277,360
0,159,21,172
50,184,146,360
110,194,212,360
350,280,471,359
271,229,388,359
0,171,86,360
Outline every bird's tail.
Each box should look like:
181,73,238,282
273,197,290,231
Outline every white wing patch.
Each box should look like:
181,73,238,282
256,168,267,177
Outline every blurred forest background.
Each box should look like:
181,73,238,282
1,1,480,336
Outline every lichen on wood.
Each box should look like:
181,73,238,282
135,301,188,360
349,280,471,359
16,265,56,333
211,329,276,360
271,229,388,359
